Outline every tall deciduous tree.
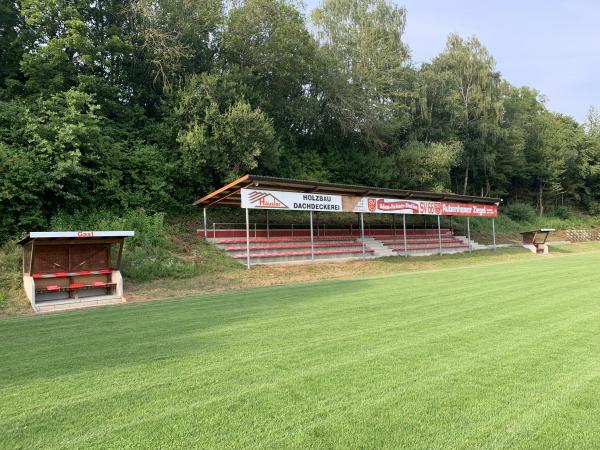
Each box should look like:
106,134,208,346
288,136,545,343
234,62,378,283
312,0,413,150
219,0,318,138
425,34,502,195
175,74,279,189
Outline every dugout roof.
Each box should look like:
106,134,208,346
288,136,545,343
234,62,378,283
17,231,135,246
193,175,502,208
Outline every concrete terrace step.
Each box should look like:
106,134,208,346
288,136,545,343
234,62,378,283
391,243,470,251
372,233,453,240
216,236,358,245
378,238,460,246
229,245,366,255
233,248,374,259
361,237,396,257
223,242,364,251
205,228,481,264
34,296,125,313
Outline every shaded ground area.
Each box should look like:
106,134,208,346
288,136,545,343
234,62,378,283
1,248,599,448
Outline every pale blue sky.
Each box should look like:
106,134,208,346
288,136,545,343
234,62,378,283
302,0,600,123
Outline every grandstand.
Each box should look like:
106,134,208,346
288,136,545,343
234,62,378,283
195,175,500,266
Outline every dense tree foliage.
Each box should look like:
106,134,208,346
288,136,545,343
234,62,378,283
1,0,600,241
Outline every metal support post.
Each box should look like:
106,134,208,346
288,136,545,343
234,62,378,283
310,211,315,261
266,210,270,238
245,208,251,269
438,215,443,256
403,214,408,257
467,216,472,253
203,208,207,240
492,218,497,251
360,213,366,259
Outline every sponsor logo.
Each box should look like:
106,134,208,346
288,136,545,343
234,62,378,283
368,198,377,212
247,190,288,209
77,231,94,237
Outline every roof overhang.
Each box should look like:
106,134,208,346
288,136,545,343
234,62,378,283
18,231,135,246
193,175,502,208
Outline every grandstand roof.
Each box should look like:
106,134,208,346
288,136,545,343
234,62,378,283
193,175,502,208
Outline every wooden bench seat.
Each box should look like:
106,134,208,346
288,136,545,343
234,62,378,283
378,238,460,245
32,269,113,279
217,236,358,244
35,282,116,294
233,248,374,259
224,242,364,251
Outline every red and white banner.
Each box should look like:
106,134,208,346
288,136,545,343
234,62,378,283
241,189,343,212
441,202,497,217
352,197,497,217
352,197,442,215
241,189,497,217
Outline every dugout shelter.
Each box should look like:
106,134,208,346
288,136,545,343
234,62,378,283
18,231,134,312
521,228,555,255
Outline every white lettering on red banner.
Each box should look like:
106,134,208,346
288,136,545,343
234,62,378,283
354,197,497,217
441,202,497,217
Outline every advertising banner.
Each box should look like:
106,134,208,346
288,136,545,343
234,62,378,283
350,197,497,217
241,189,343,212
350,197,442,215
241,189,497,217
441,202,497,217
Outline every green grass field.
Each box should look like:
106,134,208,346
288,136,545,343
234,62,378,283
1,251,600,449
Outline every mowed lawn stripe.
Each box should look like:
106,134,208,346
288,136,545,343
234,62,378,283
1,253,599,448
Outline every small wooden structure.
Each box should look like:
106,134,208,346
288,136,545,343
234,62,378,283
18,231,134,312
520,228,555,255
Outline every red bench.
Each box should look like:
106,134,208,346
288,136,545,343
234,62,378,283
233,248,374,259
378,238,459,245
217,236,358,245
372,233,453,239
35,282,116,294
224,242,363,251
32,269,113,279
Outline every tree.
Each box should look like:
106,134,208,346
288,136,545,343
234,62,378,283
0,0,26,93
219,0,318,137
392,141,462,192
175,74,279,188
312,0,413,150
425,34,502,195
525,112,572,215
130,0,222,92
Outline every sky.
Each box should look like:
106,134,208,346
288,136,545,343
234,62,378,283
302,0,600,123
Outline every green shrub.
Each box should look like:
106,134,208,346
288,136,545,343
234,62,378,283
587,201,600,216
121,247,198,281
0,243,24,310
503,203,537,223
549,206,574,220
50,209,199,281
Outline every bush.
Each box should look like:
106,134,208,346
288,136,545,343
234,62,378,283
0,242,25,311
50,209,199,281
502,203,537,223
549,206,574,220
587,201,600,216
